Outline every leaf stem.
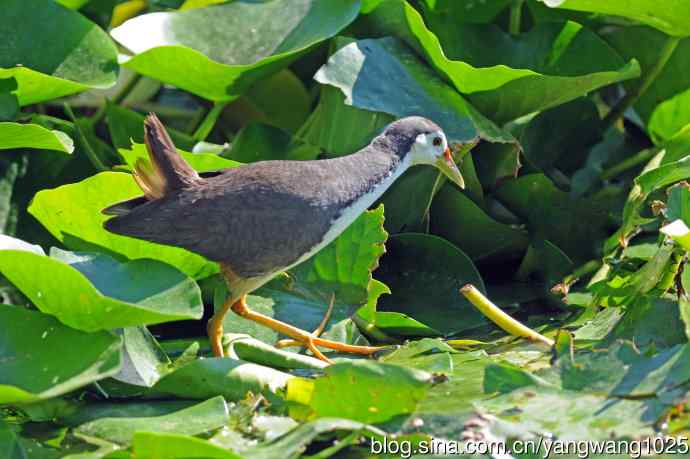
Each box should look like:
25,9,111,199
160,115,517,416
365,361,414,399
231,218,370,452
600,146,658,180
89,73,143,127
193,101,228,141
509,0,525,35
602,35,680,130
460,284,554,347
63,103,108,172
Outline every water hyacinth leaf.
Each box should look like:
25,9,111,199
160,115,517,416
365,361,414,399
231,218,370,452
315,36,516,146
376,233,487,335
648,88,690,143
359,0,640,122
153,358,293,401
541,0,690,37
220,207,387,344
430,186,528,261
75,396,229,446
0,305,122,404
0,123,73,153
225,334,327,370
0,0,118,105
605,27,690,124
287,360,432,423
105,104,196,151
0,249,203,332
132,432,241,459
111,0,360,101
29,172,217,279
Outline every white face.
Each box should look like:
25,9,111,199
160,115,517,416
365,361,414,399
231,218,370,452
408,131,448,165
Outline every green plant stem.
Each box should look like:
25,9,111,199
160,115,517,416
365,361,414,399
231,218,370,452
460,284,554,347
193,101,228,141
602,35,680,130
600,146,659,180
509,0,525,35
63,103,108,172
89,73,143,127
562,259,602,286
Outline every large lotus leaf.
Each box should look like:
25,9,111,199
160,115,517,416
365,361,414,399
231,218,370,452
358,0,640,123
0,0,118,105
75,396,229,446
0,123,73,153
287,360,432,423
0,305,122,404
28,172,217,279
0,248,203,332
605,27,690,124
376,233,487,335
541,0,690,37
315,36,515,145
153,358,293,401
430,185,528,261
111,0,360,101
219,207,386,345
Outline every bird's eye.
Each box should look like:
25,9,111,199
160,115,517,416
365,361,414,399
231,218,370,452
432,137,442,147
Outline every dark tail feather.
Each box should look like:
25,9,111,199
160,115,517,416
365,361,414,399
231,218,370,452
134,113,201,199
101,196,148,216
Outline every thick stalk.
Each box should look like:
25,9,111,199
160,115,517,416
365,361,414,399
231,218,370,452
460,284,554,347
602,36,680,130
509,0,525,35
193,101,228,141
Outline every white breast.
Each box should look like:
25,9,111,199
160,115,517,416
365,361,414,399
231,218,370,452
285,155,411,271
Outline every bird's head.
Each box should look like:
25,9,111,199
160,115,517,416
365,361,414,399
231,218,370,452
382,116,465,189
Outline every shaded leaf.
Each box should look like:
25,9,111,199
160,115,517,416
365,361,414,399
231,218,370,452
0,0,118,105
376,233,487,335
111,0,360,101
0,305,121,404
75,396,229,446
0,249,203,332
360,0,640,122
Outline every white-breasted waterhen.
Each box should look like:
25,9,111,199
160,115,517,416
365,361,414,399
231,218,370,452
103,114,466,362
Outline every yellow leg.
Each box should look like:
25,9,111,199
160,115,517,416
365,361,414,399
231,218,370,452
218,295,381,362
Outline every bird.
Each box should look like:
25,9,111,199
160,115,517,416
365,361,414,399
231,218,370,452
102,113,466,362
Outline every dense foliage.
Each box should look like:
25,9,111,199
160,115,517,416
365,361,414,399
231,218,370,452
3,0,690,457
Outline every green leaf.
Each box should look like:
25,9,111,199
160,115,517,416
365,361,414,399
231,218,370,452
105,104,196,151
0,249,203,332
132,432,241,459
0,123,73,153
287,360,432,423
75,396,229,446
0,0,118,105
112,326,170,388
649,88,690,143
495,173,614,263
219,207,386,346
153,358,293,401
225,123,320,163
376,233,487,335
380,338,456,374
0,78,18,122
222,69,311,133
360,0,640,122
28,172,217,279
666,182,690,225
605,26,690,124
541,0,690,37
430,185,528,261
315,36,515,145
484,362,553,394
0,305,121,404
111,0,360,101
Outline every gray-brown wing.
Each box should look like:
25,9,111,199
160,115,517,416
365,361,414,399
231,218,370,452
105,169,338,277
